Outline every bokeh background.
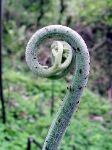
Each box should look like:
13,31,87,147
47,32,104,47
0,0,112,150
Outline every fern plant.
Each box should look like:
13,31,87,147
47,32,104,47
25,25,90,150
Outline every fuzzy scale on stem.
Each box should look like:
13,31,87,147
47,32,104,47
25,25,90,150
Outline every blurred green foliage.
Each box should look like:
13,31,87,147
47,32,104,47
1,58,112,149
66,0,112,26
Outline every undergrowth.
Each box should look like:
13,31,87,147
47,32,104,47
0,56,112,150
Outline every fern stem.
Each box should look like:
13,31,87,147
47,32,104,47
26,25,90,150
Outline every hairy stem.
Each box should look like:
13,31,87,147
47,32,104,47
25,25,90,150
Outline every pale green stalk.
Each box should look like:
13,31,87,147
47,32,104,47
25,25,90,150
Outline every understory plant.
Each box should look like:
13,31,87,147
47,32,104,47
25,25,90,150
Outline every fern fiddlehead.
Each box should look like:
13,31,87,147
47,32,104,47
25,25,90,150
